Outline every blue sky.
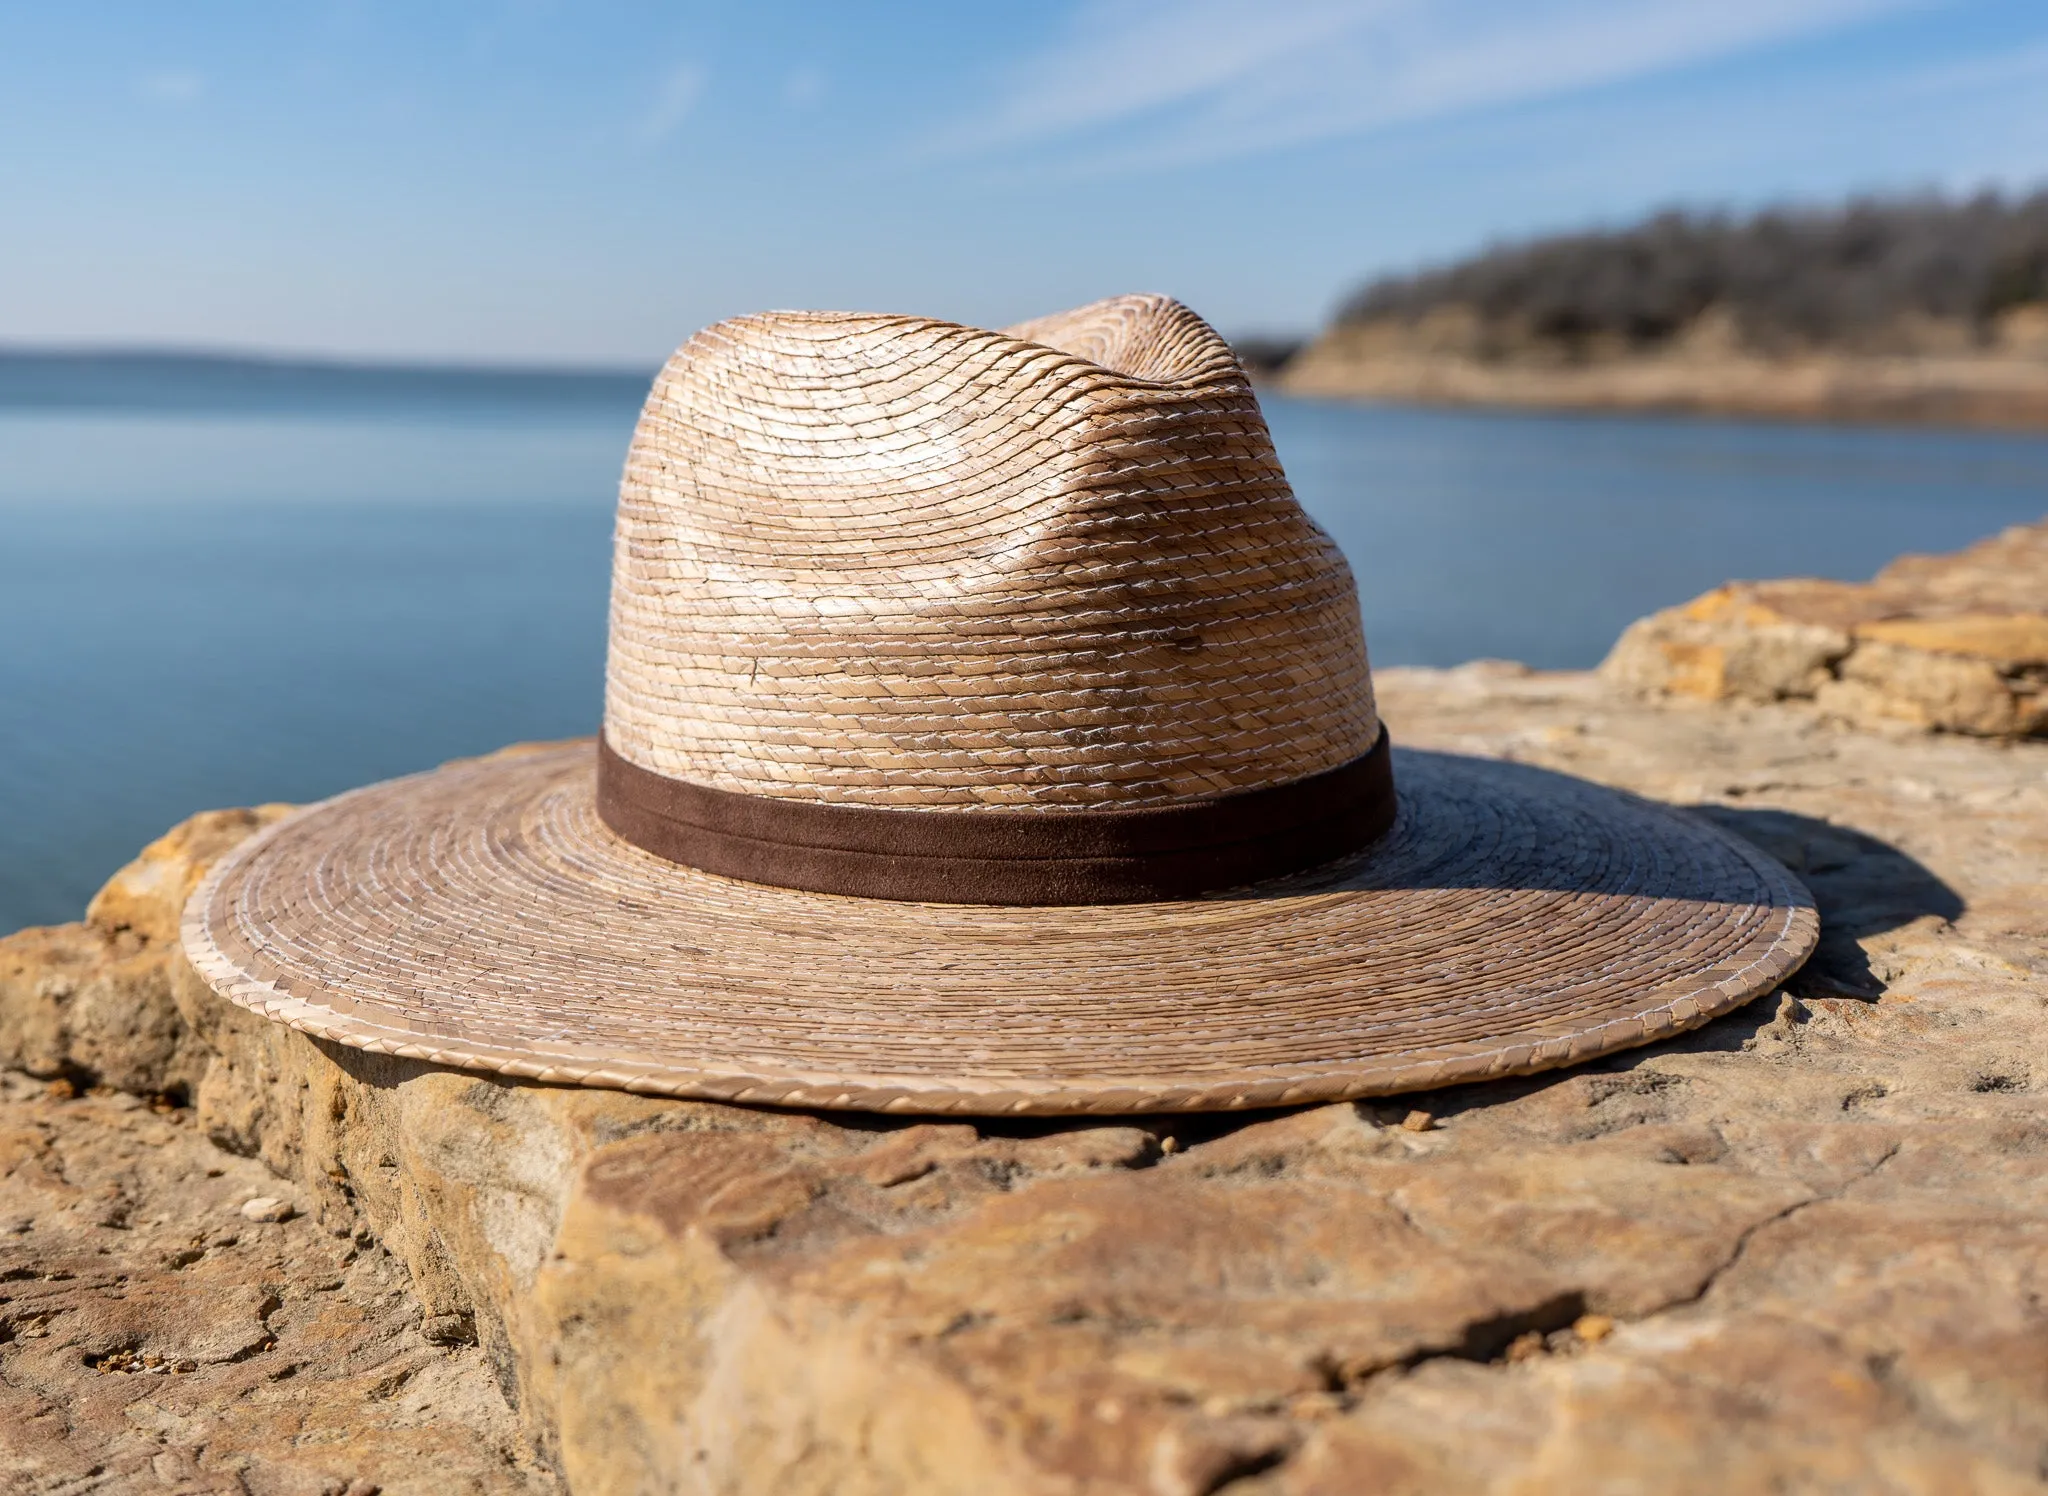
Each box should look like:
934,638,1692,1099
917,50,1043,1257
3,1,2046,365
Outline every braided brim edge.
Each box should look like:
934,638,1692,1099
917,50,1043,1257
179,744,1818,1115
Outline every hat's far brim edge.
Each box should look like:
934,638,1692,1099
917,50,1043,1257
178,779,1818,1113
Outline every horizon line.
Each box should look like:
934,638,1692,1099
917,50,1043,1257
0,341,660,382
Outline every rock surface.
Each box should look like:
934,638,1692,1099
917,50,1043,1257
0,807,292,1097
0,1068,549,1494
1604,518,2048,737
5,658,2048,1491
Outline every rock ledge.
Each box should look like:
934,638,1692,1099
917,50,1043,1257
1603,519,2048,737
5,651,2048,1494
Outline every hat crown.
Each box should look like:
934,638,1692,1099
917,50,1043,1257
603,294,1379,810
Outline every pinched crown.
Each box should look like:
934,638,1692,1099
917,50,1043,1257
603,294,1379,810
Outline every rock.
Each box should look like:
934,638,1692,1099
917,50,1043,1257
1573,1313,1614,1344
422,1312,478,1346
239,1194,293,1223
1601,518,2048,736
0,806,294,1095
84,806,297,950
1600,584,1852,703
6,625,2048,1489
1825,637,2028,736
0,1070,548,1494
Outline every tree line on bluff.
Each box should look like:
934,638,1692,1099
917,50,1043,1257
1330,192,2048,359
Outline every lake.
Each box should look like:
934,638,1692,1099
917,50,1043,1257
3,355,2045,933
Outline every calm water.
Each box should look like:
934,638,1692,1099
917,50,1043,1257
4,359,2045,933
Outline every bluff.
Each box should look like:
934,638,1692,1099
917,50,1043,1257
2,523,2047,1493
1282,195,2048,428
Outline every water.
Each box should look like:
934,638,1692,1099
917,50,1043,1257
3,359,2045,933
1270,399,2048,668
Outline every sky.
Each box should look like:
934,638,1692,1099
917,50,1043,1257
3,0,2046,366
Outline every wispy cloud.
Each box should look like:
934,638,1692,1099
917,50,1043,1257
935,0,1931,172
1894,37,2048,97
641,62,706,142
141,69,206,106
783,65,826,109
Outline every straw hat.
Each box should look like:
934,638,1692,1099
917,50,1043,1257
181,294,1816,1114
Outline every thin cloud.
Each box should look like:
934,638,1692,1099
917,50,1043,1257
933,0,1932,173
642,62,706,142
783,65,826,109
1894,38,2048,97
141,69,206,105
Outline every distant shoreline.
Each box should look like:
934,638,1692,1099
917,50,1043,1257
11,339,2048,435
1295,192,2048,432
1277,341,2048,432
0,347,654,419
0,344,653,381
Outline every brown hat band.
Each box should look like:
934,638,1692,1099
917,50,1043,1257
595,728,1396,906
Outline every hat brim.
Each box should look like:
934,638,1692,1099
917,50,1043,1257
180,741,1815,1114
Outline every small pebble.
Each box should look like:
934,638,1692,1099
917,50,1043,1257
1573,1313,1615,1344
1288,1390,1348,1419
1158,1136,1181,1156
240,1197,294,1224
1400,1110,1435,1133
1503,1330,1546,1363
420,1313,476,1346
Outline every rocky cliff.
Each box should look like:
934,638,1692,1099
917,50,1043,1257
3,526,2047,1494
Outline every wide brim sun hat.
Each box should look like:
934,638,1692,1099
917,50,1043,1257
183,295,1815,1114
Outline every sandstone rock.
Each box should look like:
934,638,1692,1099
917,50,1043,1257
0,1070,549,1494
1827,638,2032,735
0,922,190,1094
85,805,297,950
1600,585,1850,702
1602,518,2048,736
0,806,294,1096
6,667,2048,1492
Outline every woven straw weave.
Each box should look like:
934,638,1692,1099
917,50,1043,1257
605,294,1379,808
182,744,1816,1113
